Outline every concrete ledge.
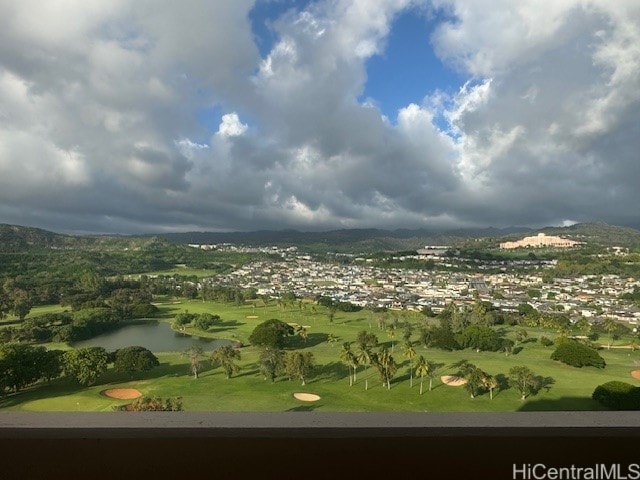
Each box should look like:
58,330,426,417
2,412,640,438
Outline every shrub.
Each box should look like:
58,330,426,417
194,313,220,331
539,336,554,347
336,301,362,312
592,381,640,410
550,341,606,368
115,396,183,411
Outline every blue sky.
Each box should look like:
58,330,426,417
248,1,463,126
360,6,463,125
1,0,639,233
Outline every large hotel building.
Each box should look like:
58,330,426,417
499,233,580,249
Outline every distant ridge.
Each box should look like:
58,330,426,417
157,225,533,251
1,222,639,253
0,224,167,253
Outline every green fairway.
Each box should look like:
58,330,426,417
2,304,68,323
125,266,222,279
2,298,639,412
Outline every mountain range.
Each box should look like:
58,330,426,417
3,222,638,253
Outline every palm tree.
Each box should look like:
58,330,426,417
515,329,528,346
483,374,498,400
327,333,339,347
183,345,204,379
403,341,416,388
339,342,357,386
463,364,485,398
328,305,337,323
425,360,440,392
414,356,428,395
387,327,396,353
356,346,372,390
575,317,592,337
375,346,397,390
297,326,308,344
210,345,241,379
602,318,618,349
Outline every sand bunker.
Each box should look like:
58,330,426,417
441,375,467,387
246,315,259,319
631,370,640,380
293,393,321,402
102,388,142,400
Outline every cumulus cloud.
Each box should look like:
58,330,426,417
0,0,638,233
217,113,248,137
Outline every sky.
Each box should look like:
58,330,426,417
0,0,639,234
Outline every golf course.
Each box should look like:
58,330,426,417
1,297,638,412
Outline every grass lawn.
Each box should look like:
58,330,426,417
2,298,639,412
124,266,223,279
1,304,69,324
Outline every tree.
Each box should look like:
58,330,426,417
326,333,339,347
194,313,220,331
500,338,515,356
373,346,397,390
425,360,441,392
249,319,294,348
9,288,32,321
210,345,241,379
483,374,498,400
414,356,428,395
0,344,59,393
259,347,284,382
173,312,193,331
509,366,539,400
515,329,528,346
387,327,396,353
297,326,308,344
339,342,357,386
63,347,109,386
457,324,502,352
2,281,32,321
40,349,64,383
402,323,414,342
355,330,378,350
113,346,159,378
602,318,619,349
356,346,372,390
328,305,337,323
284,351,314,385
575,318,592,337
183,345,204,379
403,341,416,388
458,362,486,398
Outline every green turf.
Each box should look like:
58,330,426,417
2,298,638,412
2,304,69,323
125,266,226,279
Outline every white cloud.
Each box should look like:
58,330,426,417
0,0,639,232
217,113,248,137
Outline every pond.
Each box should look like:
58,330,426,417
73,321,236,352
